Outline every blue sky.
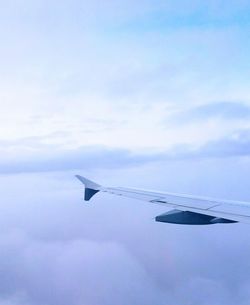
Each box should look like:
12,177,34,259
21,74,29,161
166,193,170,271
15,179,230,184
1,1,250,304
1,0,250,156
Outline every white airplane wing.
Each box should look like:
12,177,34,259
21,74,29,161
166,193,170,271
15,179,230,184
75,175,250,225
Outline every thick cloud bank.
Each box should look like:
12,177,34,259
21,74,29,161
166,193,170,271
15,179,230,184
0,232,167,305
0,161,250,305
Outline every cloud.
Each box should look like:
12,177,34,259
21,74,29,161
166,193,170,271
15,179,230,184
0,231,168,305
194,101,250,119
199,130,250,157
2,127,250,174
1,166,250,305
172,101,250,124
173,129,250,159
0,145,161,174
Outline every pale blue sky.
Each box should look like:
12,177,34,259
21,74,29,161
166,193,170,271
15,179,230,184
0,0,250,158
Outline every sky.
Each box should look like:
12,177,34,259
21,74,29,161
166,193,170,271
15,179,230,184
1,0,250,304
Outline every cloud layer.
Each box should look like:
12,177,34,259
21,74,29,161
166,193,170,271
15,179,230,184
1,127,250,174
1,162,250,305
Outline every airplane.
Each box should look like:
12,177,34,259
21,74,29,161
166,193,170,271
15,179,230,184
75,175,250,225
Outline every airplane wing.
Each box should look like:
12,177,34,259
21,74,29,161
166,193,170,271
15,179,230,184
75,175,250,225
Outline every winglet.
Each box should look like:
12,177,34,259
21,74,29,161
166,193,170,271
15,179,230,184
75,175,101,201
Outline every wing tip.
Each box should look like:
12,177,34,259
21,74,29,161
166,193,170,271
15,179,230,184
75,175,101,201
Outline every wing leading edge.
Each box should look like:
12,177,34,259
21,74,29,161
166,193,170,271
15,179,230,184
75,175,250,225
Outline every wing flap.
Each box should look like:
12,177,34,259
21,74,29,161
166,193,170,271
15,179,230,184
210,204,250,217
